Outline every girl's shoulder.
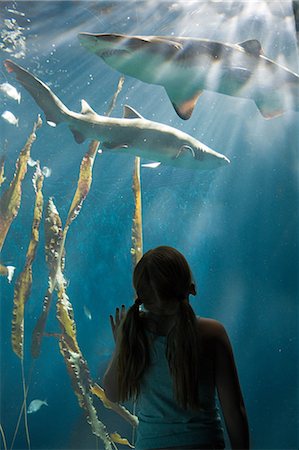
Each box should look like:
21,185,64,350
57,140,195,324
196,316,227,343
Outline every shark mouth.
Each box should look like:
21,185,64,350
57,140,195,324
98,49,130,59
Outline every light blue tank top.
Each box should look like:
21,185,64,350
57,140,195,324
135,333,224,450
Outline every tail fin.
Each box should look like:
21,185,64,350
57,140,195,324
4,60,70,126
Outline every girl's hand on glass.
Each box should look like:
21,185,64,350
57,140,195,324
110,304,126,342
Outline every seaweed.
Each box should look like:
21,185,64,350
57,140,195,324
131,156,143,267
0,154,5,187
12,163,44,359
0,116,42,252
91,383,138,428
31,139,99,358
28,75,137,449
31,198,63,358
57,284,114,450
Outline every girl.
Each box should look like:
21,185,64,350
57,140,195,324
103,246,249,450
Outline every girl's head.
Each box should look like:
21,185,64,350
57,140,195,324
117,246,200,409
133,246,196,315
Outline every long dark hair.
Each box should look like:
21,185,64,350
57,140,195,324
117,246,201,409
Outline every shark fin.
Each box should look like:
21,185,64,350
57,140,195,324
166,89,203,120
238,39,264,56
255,101,284,119
123,105,144,119
81,99,97,115
4,59,67,125
69,127,86,144
102,142,129,150
141,162,161,168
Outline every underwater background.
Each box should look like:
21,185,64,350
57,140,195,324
0,1,298,449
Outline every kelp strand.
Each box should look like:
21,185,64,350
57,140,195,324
31,138,98,358
30,76,128,448
57,284,113,449
31,197,62,359
65,140,99,230
91,384,138,428
31,74,125,358
131,156,143,268
110,433,134,448
131,154,143,448
0,154,5,187
12,164,44,358
10,164,44,450
0,423,7,450
105,75,125,118
0,116,42,251
20,359,31,450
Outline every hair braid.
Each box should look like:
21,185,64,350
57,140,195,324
166,299,201,410
117,299,150,402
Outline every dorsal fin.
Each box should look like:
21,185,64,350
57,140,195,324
238,39,263,56
81,99,97,115
123,105,144,119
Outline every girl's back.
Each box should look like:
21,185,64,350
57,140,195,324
136,316,225,450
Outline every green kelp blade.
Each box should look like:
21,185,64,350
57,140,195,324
110,433,134,448
12,165,44,358
0,155,5,187
44,198,64,290
131,156,143,268
12,266,32,358
105,75,125,118
31,198,63,358
56,285,80,353
65,74,125,231
0,116,42,251
31,138,98,358
91,384,138,428
31,137,98,358
57,285,114,450
65,140,99,230
31,290,52,359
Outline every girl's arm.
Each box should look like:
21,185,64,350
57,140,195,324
214,322,250,450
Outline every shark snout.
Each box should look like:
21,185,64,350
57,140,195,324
78,33,99,50
200,147,230,170
78,33,125,52
219,154,230,166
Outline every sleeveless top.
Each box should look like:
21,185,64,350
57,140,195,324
135,332,225,450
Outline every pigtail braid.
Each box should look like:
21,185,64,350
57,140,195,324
117,299,150,402
166,299,201,410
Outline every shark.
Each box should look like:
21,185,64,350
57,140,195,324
4,59,229,171
78,33,299,120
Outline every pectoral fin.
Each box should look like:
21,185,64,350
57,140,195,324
255,100,284,119
69,127,86,144
165,88,203,120
102,141,129,150
238,39,264,56
141,162,161,168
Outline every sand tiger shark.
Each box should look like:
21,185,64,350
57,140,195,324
4,59,229,170
78,33,299,120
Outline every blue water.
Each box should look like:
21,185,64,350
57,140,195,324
0,1,298,449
